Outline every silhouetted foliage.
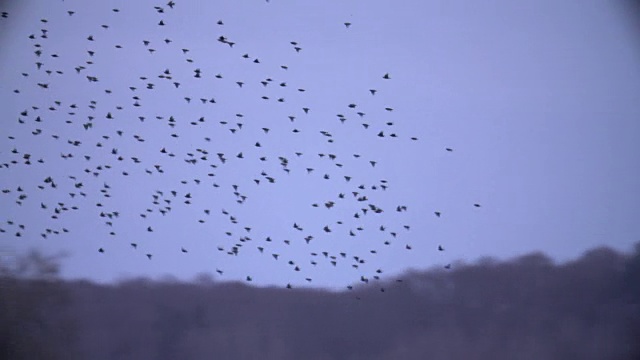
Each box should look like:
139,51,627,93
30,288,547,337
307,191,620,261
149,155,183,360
2,245,639,359
0,251,77,360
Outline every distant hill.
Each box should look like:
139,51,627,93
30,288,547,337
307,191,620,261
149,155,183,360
2,244,639,360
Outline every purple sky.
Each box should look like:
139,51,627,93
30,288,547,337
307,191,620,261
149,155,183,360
1,0,639,290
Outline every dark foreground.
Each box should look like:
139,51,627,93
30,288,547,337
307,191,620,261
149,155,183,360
2,245,640,360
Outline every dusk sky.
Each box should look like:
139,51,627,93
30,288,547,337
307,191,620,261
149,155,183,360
1,0,639,290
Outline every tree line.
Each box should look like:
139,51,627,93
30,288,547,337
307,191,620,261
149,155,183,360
1,244,639,359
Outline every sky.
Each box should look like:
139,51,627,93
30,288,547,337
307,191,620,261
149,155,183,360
0,0,639,290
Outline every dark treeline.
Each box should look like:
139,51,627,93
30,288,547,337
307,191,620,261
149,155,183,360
2,244,640,360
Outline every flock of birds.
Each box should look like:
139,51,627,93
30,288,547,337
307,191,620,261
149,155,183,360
0,1,482,294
